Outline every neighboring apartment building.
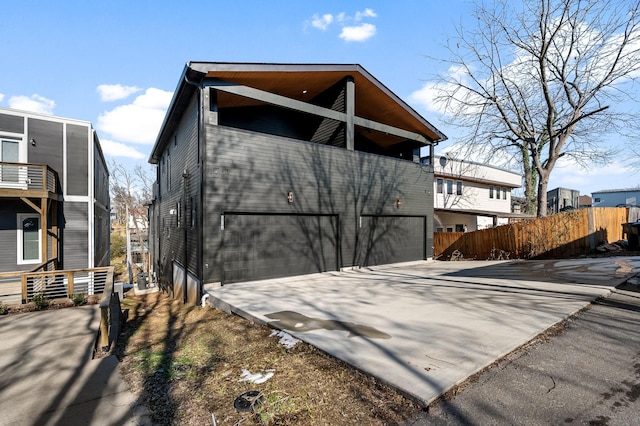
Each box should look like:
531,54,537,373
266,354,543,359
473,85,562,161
547,187,580,214
0,107,110,272
148,62,446,301
592,188,640,207
423,155,523,232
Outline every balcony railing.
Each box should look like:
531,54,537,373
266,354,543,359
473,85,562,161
0,161,59,194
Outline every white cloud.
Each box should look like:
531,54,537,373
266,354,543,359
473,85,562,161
97,84,142,102
409,82,442,113
307,9,377,42
0,93,4,103
310,13,333,30
409,65,484,116
8,94,55,115
355,8,377,21
339,23,377,42
99,139,147,160
97,88,173,144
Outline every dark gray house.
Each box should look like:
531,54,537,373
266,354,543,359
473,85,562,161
148,62,446,303
547,187,580,214
0,107,110,273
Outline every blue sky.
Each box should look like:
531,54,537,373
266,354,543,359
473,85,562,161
1,0,636,196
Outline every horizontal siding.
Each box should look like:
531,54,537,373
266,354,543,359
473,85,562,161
435,180,512,213
0,204,22,272
62,201,89,269
152,94,200,287
202,124,433,283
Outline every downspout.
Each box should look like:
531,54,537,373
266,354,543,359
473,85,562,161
182,65,202,304
182,169,189,304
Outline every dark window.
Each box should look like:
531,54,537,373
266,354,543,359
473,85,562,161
447,180,453,195
437,178,443,194
489,186,494,199
455,224,465,232
190,197,196,229
166,154,171,192
456,181,463,196
503,188,507,199
22,216,40,261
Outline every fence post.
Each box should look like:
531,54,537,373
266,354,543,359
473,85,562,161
21,274,28,304
68,271,74,297
588,208,595,250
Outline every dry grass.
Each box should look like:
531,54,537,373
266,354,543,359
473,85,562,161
116,291,422,425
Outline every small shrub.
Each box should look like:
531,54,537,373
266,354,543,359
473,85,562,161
70,293,87,306
32,292,50,311
0,301,8,315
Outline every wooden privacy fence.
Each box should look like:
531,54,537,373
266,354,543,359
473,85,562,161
434,207,629,260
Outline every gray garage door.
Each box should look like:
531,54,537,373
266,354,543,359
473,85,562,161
222,214,339,283
358,215,426,267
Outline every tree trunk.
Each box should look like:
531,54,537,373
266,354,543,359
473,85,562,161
536,172,550,217
521,145,538,215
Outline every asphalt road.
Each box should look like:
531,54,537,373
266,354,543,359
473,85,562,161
408,282,640,425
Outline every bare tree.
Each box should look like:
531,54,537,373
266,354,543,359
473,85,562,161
110,161,154,279
432,0,640,216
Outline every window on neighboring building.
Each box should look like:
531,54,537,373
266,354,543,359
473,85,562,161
503,188,507,199
594,197,601,203
489,186,494,199
447,180,453,194
446,227,454,232
17,214,40,264
436,227,444,232
437,178,443,194
456,181,463,195
455,224,465,232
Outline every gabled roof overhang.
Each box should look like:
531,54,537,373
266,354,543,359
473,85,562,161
150,62,447,163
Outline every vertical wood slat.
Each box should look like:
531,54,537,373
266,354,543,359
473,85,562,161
433,207,629,260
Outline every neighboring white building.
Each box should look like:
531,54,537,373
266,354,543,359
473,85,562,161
592,188,640,207
423,155,525,232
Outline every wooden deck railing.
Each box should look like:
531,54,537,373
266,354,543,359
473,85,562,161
21,267,112,303
98,267,121,352
0,162,59,194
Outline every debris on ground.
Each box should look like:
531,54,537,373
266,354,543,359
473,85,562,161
238,369,275,384
595,240,626,253
269,329,301,349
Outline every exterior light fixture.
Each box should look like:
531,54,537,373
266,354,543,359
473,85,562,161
30,138,36,146
287,191,294,203
395,199,402,208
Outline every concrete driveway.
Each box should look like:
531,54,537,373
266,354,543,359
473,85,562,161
205,257,640,406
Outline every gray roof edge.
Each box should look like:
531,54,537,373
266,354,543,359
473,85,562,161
592,188,640,195
149,63,200,164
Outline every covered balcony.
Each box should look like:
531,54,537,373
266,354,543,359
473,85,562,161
0,161,61,272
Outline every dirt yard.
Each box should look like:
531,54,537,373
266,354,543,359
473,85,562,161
116,291,423,425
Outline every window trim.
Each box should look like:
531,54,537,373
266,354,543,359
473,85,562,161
17,213,41,265
446,179,453,195
436,178,443,194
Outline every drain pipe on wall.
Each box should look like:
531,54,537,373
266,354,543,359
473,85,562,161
201,293,210,308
